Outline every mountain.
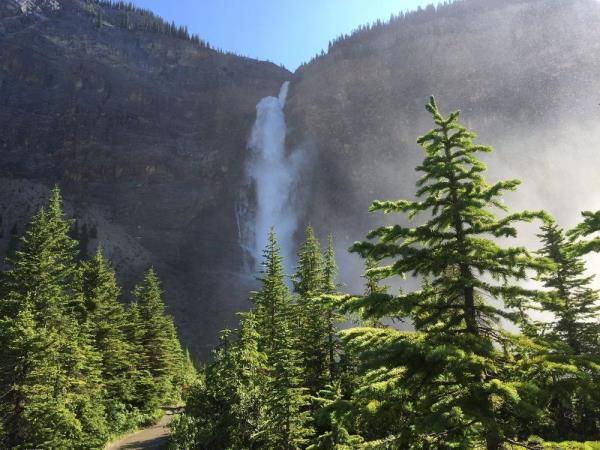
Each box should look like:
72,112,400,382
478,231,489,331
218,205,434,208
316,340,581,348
1,0,600,358
286,0,600,280
0,0,289,357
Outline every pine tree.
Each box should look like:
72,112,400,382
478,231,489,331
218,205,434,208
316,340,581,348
258,230,312,449
171,316,268,449
79,246,136,431
264,299,312,450
252,229,293,355
0,187,108,448
294,226,329,395
180,328,240,449
123,299,158,414
133,268,184,409
344,98,551,449
294,226,325,296
525,219,600,439
308,381,364,450
322,234,341,382
570,210,600,255
536,219,599,354
230,313,269,448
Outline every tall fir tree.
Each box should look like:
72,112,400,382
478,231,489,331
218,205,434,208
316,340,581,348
252,229,294,355
0,187,108,448
133,268,184,409
78,245,137,431
526,219,600,440
344,97,551,449
259,230,312,449
294,226,329,395
536,219,599,354
322,234,341,382
171,315,270,450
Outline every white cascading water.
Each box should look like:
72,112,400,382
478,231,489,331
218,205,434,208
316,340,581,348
237,81,300,272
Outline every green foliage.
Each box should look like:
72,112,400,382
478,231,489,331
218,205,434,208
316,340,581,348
79,246,138,434
535,219,599,354
0,187,108,448
343,97,554,449
133,268,186,408
294,227,336,395
170,98,598,449
170,319,269,449
172,230,314,449
518,219,600,441
541,442,600,450
0,187,188,448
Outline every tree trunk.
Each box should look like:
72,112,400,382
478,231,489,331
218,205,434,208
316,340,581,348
485,430,502,450
463,284,478,335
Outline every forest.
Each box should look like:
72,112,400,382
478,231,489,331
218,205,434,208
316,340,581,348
170,99,599,449
0,98,598,449
0,188,196,448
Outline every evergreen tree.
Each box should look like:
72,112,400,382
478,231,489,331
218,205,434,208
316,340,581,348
524,219,600,440
322,234,341,381
171,317,268,449
0,187,108,448
123,299,156,413
308,381,364,450
570,210,600,255
79,246,136,431
133,268,184,409
536,219,599,354
294,226,325,296
294,226,329,395
252,229,294,355
259,230,312,448
344,97,550,449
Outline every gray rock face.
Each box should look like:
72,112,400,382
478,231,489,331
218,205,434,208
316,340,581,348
285,0,600,290
2,0,600,358
0,0,289,358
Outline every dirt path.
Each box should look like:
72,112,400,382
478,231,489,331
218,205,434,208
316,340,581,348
106,414,174,450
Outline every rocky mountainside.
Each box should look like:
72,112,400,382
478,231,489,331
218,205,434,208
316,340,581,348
286,0,600,287
2,0,600,358
0,0,289,357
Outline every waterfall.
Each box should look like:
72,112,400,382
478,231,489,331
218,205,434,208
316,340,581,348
237,81,301,272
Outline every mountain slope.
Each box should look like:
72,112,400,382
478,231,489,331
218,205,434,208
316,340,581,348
285,0,600,285
2,0,600,358
0,0,290,357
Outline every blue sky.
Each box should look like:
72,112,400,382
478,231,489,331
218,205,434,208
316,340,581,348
130,0,436,71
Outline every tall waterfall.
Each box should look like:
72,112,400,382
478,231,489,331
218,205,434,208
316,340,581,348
237,81,301,272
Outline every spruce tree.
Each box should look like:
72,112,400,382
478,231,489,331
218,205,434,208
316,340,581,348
570,210,600,255
171,316,268,449
526,219,600,439
308,381,364,450
230,313,269,448
257,230,312,448
322,234,341,381
123,299,155,413
79,246,136,431
252,229,294,355
294,226,329,395
264,298,312,450
344,97,550,449
536,219,599,354
133,268,184,409
0,187,108,448
294,226,325,296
